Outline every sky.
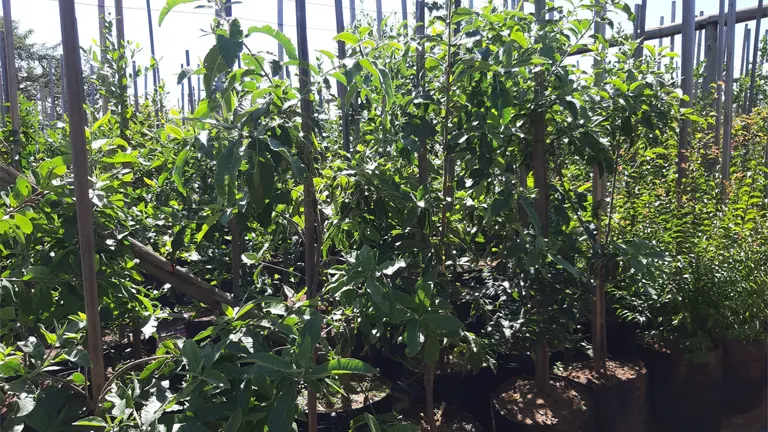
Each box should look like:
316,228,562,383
4,0,767,108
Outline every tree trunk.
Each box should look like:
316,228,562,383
424,363,437,432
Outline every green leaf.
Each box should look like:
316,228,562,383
549,255,580,278
70,372,86,385
215,141,242,206
246,25,298,61
377,66,394,108
173,148,190,196
181,339,203,374
521,199,542,236
177,67,205,85
422,313,463,334
73,417,107,427
14,214,33,234
245,352,295,372
217,20,245,69
377,259,407,276
308,358,377,378
388,425,420,432
366,277,389,313
405,320,422,357
158,0,201,26
165,124,184,139
226,408,243,432
0,358,24,377
267,382,297,432
102,152,139,164
202,370,231,388
15,176,31,197
333,32,359,45
139,358,168,380
364,413,382,432
203,45,229,95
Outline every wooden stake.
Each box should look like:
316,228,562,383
703,22,718,101
677,0,695,207
592,0,606,375
58,0,106,413
747,0,763,113
2,0,20,167
722,0,737,196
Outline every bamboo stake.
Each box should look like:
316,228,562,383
592,0,606,375
294,0,319,430
185,50,195,113
723,0,737,196
98,0,108,115
58,0,106,413
678,0,695,207
715,0,726,152
2,0,20,167
334,0,350,153
747,0,763,113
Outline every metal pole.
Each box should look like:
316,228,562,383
146,0,160,94
402,0,408,29
277,0,285,80
417,0,427,185
197,64,201,102
185,50,195,113
58,0,106,413
634,0,647,59
98,0,108,115
703,22,718,99
723,0,736,193
2,0,20,166
181,76,185,116
695,11,704,68
747,0,763,113
89,63,96,107
0,34,6,127
349,0,356,25
115,0,127,140
742,27,751,113
376,0,383,38
678,0,695,207
144,69,148,99
61,54,68,116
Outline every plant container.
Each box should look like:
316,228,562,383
297,376,393,431
723,338,768,415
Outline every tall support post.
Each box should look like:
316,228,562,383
657,16,664,70
671,0,677,74
0,34,6,127
294,0,320,431
39,84,46,132
722,0,737,195
695,11,704,68
181,79,185,116
48,58,55,121
90,64,96,107
742,27,751,113
185,50,195,113
376,0,383,38
402,0,408,28
132,61,140,111
144,70,148,99
703,22,718,100
532,0,550,394
115,0,128,140
146,0,161,119
197,64,201,102
98,0,108,115
740,25,750,76
58,0,106,413
634,0,647,59
349,0,356,25
2,0,20,167
592,0,607,375
277,0,286,80
416,0,427,186
61,54,68,116
715,0,726,152
678,0,695,207
334,0,350,152
747,0,763,113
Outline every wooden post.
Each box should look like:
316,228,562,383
185,50,195,113
2,0,20,167
58,0,106,412
747,0,763,113
334,0,350,152
723,0,736,195
715,0,726,152
376,0,383,38
740,25,750,76
678,0,695,207
131,61,139,112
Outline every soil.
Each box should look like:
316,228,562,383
720,390,767,432
408,406,482,432
494,378,589,426
555,360,645,386
298,376,389,412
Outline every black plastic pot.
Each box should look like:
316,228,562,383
297,380,394,431
723,339,768,415
558,361,647,432
491,376,594,432
640,344,723,432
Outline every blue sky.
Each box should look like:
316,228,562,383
5,0,767,106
